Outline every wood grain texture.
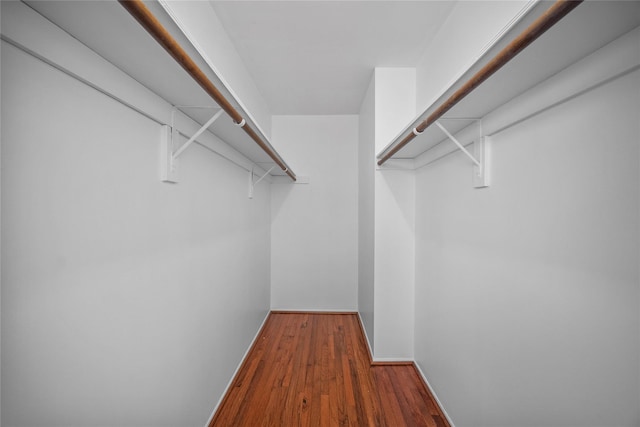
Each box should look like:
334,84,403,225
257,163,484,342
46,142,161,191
209,312,450,427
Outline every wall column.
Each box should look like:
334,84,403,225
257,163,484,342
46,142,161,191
372,68,416,360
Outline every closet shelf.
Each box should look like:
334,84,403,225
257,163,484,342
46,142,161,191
377,0,640,165
22,0,296,181
119,0,296,182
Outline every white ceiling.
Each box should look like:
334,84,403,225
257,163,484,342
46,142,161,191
209,1,457,115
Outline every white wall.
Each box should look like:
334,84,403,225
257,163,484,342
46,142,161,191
414,65,640,427
373,68,416,360
270,115,359,311
1,26,271,427
358,75,376,347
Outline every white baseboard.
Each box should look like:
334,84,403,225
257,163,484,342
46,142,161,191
414,362,456,427
371,357,414,363
203,311,271,427
270,308,357,313
356,312,374,361
358,308,454,426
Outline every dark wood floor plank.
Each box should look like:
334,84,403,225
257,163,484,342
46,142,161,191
371,367,395,425
209,312,450,427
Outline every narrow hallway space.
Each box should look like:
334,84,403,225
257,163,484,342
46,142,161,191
3,2,639,426
210,313,448,427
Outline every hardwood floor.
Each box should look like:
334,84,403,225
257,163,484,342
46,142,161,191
209,312,449,427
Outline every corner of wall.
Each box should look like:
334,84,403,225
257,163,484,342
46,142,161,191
372,67,416,360
357,72,376,354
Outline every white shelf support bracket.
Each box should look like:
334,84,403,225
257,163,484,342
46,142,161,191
435,120,480,167
173,109,224,159
160,124,178,183
248,165,275,199
160,107,224,183
473,136,490,188
435,120,490,188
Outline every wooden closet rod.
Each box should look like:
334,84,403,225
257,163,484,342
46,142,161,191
377,0,582,166
118,0,297,181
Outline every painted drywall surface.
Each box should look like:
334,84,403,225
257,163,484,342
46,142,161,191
415,0,530,113
159,0,273,139
358,74,376,349
1,41,271,427
414,69,640,426
373,68,416,359
270,115,358,311
374,68,418,153
373,169,415,360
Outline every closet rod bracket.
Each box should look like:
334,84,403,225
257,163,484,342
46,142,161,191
473,136,490,188
435,120,490,188
249,165,275,199
172,109,224,159
160,106,224,183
